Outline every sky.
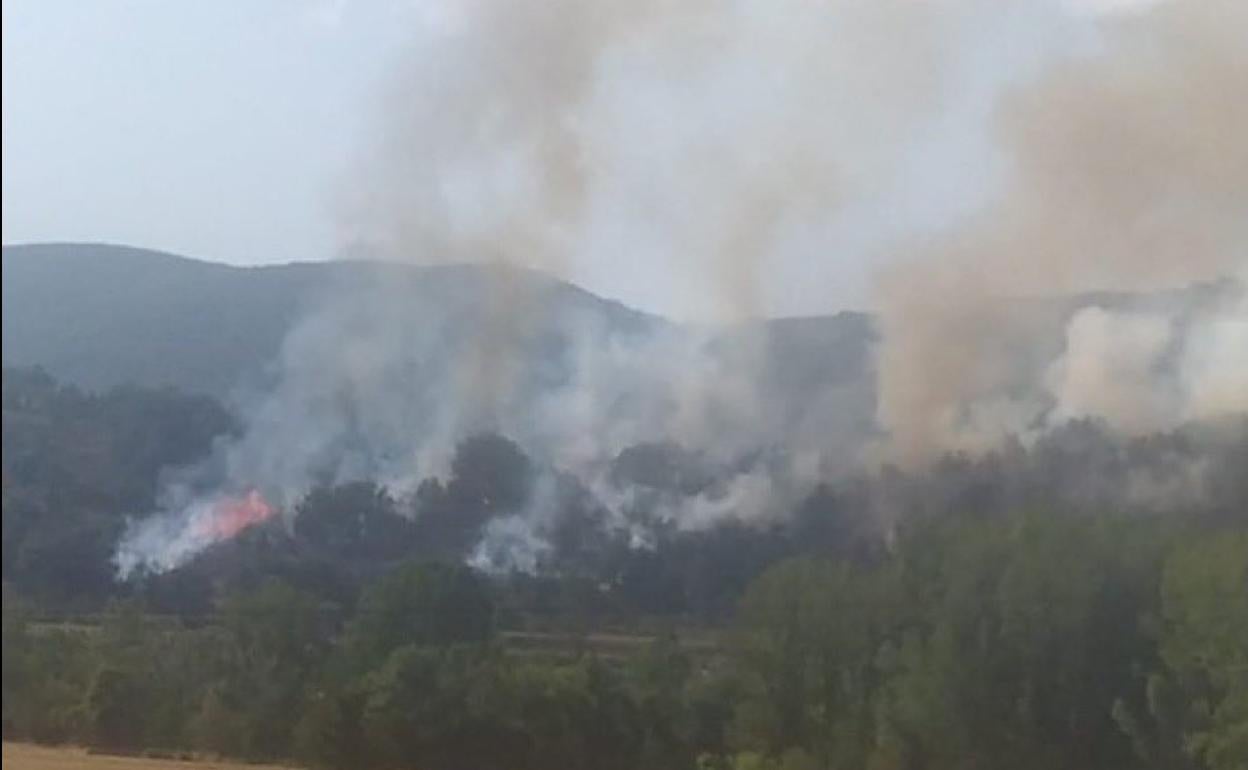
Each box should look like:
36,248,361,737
1,0,1156,318
2,1,410,266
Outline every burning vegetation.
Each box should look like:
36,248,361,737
193,490,275,541
3,0,1247,769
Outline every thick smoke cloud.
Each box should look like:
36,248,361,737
874,0,1248,464
115,0,1247,575
1047,307,1178,433
336,0,1051,320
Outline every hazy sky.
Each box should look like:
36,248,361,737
2,1,1144,317
2,1,411,265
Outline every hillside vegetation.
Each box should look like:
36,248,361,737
3,367,1246,770
4,245,1245,769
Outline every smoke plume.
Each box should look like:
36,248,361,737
115,0,1247,575
874,0,1248,464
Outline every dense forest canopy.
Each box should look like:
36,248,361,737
5,365,1245,613
3,365,1246,769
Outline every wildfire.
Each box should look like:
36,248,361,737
194,490,275,540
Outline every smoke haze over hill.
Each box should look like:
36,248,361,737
5,0,1245,577
6,6,1248,770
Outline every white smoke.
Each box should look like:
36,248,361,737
873,0,1248,464
115,486,276,578
115,0,1248,575
1046,307,1177,434
1045,287,1248,439
115,496,224,578
1181,290,1248,422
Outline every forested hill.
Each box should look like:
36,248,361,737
3,243,314,397
0,243,657,397
2,243,873,403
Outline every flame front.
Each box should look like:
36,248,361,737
195,490,274,540
115,488,278,578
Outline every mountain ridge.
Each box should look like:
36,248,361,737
2,242,871,401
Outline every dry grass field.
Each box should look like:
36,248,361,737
2,743,297,770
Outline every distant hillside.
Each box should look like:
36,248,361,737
2,243,877,403
0,243,689,399
3,244,330,397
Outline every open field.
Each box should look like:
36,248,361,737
2,744,297,770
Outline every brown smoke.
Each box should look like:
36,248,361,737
339,0,965,319
876,0,1248,465
334,0,972,458
117,0,1248,574
340,0,1248,466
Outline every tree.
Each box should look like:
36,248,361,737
1158,531,1248,770
631,634,697,770
491,657,642,770
411,434,533,559
215,579,330,759
84,666,147,751
734,557,897,767
222,578,328,674
357,644,538,770
346,561,494,671
294,685,368,770
294,481,415,560
871,512,1167,770
190,685,245,757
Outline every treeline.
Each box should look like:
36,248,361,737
5,512,1246,770
3,366,1246,768
1,366,844,624
8,364,1245,626
2,366,235,606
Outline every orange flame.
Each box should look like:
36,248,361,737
194,490,275,540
